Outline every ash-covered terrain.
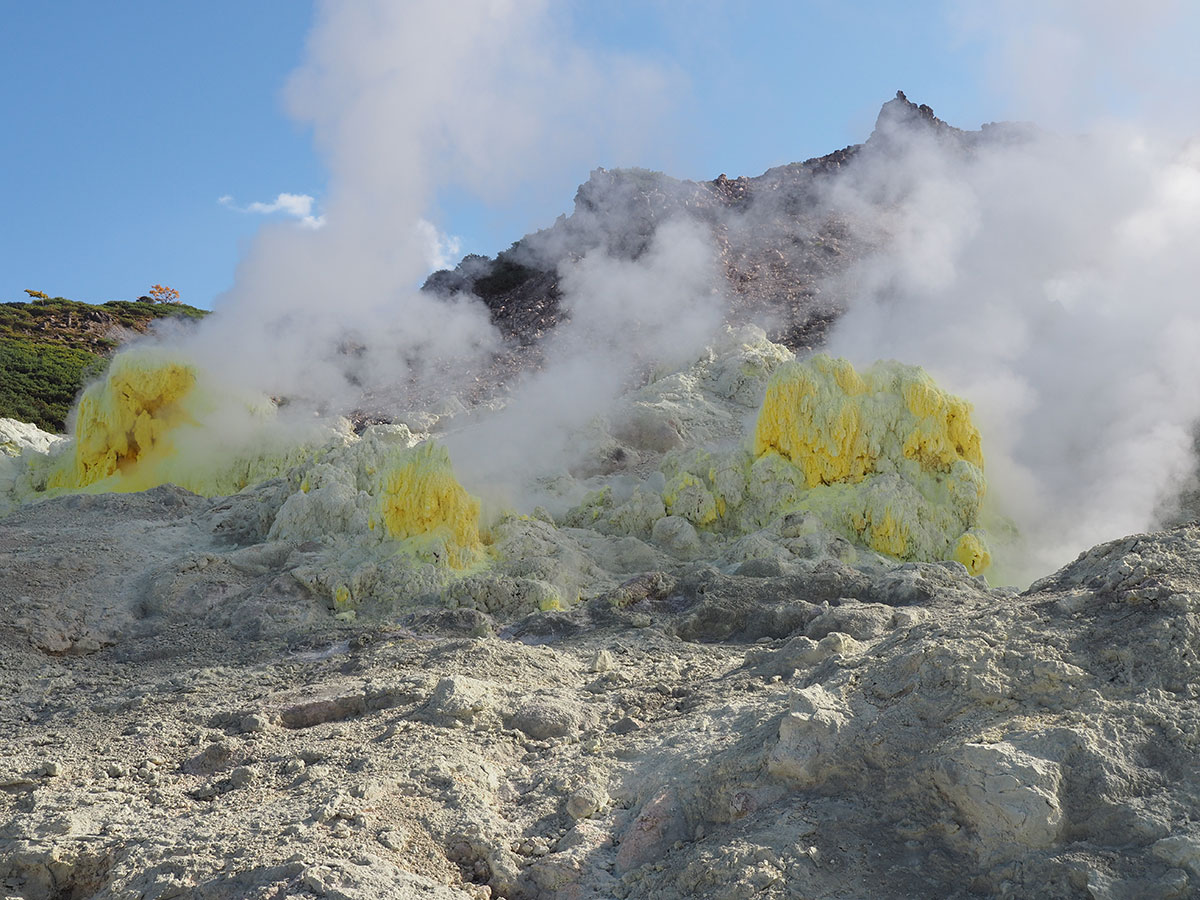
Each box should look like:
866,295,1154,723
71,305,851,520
4,92,1200,900
7,479,1200,900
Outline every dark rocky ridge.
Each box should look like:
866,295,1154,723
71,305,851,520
423,91,1034,356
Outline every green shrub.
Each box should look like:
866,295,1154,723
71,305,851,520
0,337,104,432
0,295,208,433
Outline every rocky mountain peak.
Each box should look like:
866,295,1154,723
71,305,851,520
420,92,1036,375
867,90,966,148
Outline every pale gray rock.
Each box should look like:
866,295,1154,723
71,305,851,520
650,515,702,560
443,574,562,618
508,698,582,740
565,783,608,821
767,683,860,789
425,675,495,723
8,431,1200,900
931,740,1065,863
1152,832,1200,878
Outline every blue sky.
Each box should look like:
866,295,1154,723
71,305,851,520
2,1,1194,309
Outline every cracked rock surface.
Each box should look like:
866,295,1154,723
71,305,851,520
5,486,1200,899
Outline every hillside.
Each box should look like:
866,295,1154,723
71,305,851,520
4,93,1200,900
423,92,1031,357
0,296,207,431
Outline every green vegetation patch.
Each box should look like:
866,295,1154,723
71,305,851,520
0,297,207,349
103,299,208,323
0,295,208,433
0,337,105,432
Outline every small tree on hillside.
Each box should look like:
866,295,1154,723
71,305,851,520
148,284,180,304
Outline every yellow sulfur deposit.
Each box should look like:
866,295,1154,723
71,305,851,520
754,355,984,486
754,355,875,487
43,348,314,498
753,355,991,575
953,532,992,575
49,350,199,493
900,375,983,472
852,506,908,558
372,442,484,569
662,471,722,526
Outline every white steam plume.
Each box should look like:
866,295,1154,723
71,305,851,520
820,2,1200,583
182,0,680,418
416,220,463,274
951,0,1200,130
446,217,724,495
823,118,1200,584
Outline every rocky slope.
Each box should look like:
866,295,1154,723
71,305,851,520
422,91,1032,357
3,94,1197,900
4,480,1200,899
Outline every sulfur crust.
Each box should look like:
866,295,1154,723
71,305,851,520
662,471,721,526
755,355,984,486
753,355,876,488
751,354,991,574
953,532,992,574
371,442,484,570
43,349,312,498
900,375,984,471
571,349,994,576
21,331,995,609
49,351,200,493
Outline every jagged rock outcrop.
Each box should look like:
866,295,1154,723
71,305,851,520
423,91,1034,359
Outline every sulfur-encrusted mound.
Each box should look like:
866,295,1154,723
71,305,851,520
4,333,994,620
40,348,310,499
567,348,993,575
260,429,496,611
49,350,199,492
370,441,485,570
752,355,990,573
754,355,983,486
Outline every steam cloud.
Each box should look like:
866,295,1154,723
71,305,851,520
134,1,1200,585
822,114,1200,583
445,217,724,497
182,0,683,421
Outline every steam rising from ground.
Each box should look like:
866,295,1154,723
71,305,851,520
156,0,723,521
53,1,1200,587
180,0,680,420
952,0,1200,129
446,218,724,495
824,122,1200,582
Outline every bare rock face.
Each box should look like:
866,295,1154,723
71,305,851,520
932,739,1065,863
868,89,966,146
2,95,1197,900
420,91,1039,391
767,683,859,790
5,473,1200,899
